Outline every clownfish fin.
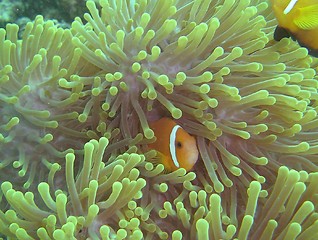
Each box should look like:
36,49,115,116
152,151,165,164
294,5,318,30
151,151,170,173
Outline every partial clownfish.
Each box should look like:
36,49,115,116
271,0,318,57
148,118,199,172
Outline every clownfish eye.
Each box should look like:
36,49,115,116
176,141,182,148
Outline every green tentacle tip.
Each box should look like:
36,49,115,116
116,229,127,240
13,160,22,168
137,50,147,60
109,86,119,96
134,27,144,39
238,215,254,239
2,64,13,73
100,225,111,238
9,222,19,234
119,82,128,91
40,133,53,144
119,219,128,228
105,73,114,82
297,142,310,152
159,183,168,192
171,108,182,119
175,72,186,85
78,113,88,122
102,103,110,111
158,75,169,85
86,0,96,9
145,162,154,171
16,228,32,239
128,200,137,210
172,230,182,240
109,111,116,118
129,218,140,228
141,71,149,80
202,71,213,80
59,78,70,88
285,222,301,239
159,231,169,239
1,181,12,193
95,49,105,58
113,72,123,80
199,84,210,94
144,128,154,139
99,136,109,146
85,204,99,226
0,133,4,142
225,225,236,239
214,181,224,193
255,175,266,183
53,229,66,239
154,182,168,192
23,181,31,189
131,229,143,239
92,87,101,96
89,179,99,191
196,219,209,239
38,182,49,192
132,62,141,72
37,228,50,239
224,178,233,188
49,120,59,128
66,152,75,163
136,178,146,189
278,166,290,176
4,117,19,130
148,89,157,100
6,96,19,104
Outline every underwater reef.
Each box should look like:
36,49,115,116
0,0,87,29
0,0,318,239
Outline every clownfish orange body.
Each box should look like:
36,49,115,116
271,0,318,56
148,118,199,172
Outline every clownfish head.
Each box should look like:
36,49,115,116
271,0,300,32
271,0,318,32
148,118,199,172
271,0,299,15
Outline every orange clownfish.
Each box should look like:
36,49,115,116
271,0,318,57
148,118,199,172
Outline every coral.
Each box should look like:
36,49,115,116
0,0,87,29
0,0,24,28
1,0,318,239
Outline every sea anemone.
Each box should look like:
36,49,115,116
0,17,80,190
1,139,317,239
1,0,318,239
0,137,147,239
70,0,318,191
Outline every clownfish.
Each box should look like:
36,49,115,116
148,118,199,172
271,0,318,57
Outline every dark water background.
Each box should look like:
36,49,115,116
0,0,88,29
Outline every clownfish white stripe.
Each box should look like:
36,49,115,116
283,0,298,14
169,124,181,168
